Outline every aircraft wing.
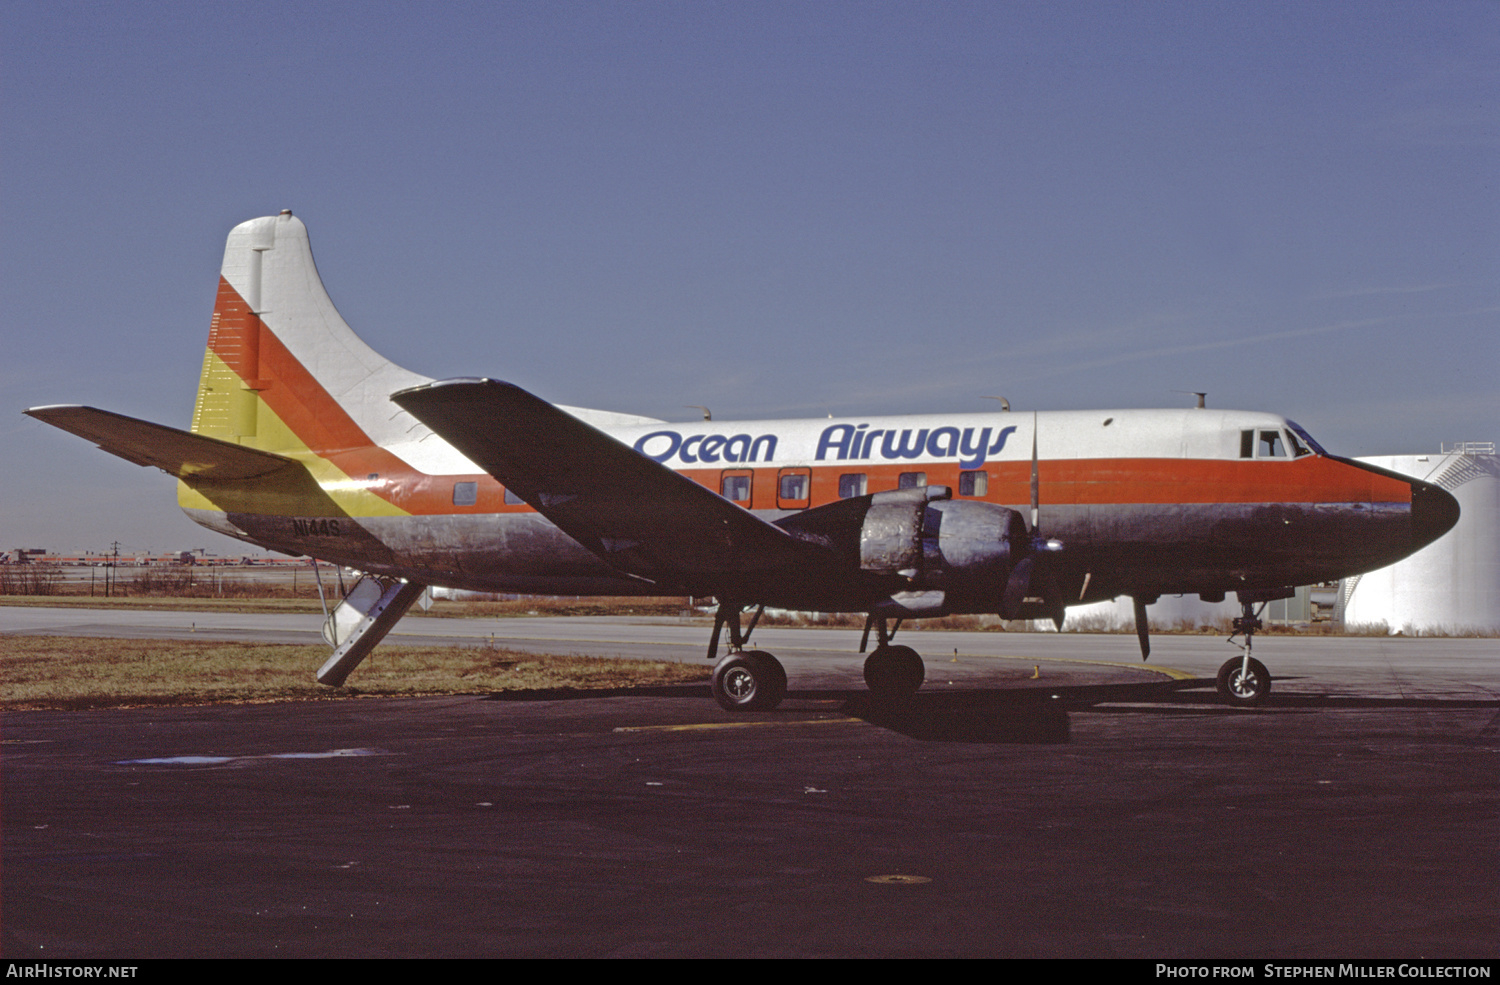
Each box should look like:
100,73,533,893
23,405,298,480
391,378,816,586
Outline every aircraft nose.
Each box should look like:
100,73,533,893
1410,479,1460,550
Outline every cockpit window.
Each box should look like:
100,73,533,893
1285,429,1310,458
1258,430,1286,458
1286,421,1326,457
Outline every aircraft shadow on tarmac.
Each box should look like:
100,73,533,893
479,676,1500,745
475,677,1206,744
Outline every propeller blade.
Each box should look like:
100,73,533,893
1000,557,1033,620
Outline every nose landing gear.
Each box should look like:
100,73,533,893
1218,601,1273,706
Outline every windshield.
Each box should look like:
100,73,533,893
1286,421,1326,457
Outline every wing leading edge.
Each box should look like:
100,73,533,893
391,379,817,590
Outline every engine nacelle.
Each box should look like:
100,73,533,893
857,487,1028,606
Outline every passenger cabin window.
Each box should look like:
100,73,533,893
898,471,927,489
959,470,988,497
721,474,751,504
777,469,811,509
453,481,478,506
503,488,525,506
839,473,868,499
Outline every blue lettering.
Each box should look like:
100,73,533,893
959,427,991,469
634,430,682,463
637,429,778,465
926,427,960,458
861,428,885,459
988,425,1018,454
817,424,857,461
881,429,929,460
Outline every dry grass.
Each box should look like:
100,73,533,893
0,636,709,711
0,594,326,614
0,564,67,595
431,596,695,619
0,593,696,618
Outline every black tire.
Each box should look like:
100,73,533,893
710,650,787,711
863,644,925,699
1216,655,1271,707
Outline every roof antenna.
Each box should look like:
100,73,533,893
685,405,711,421
1173,391,1207,409
981,395,1011,411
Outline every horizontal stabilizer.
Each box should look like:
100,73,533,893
24,405,298,480
391,378,814,586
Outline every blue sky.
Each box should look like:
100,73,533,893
3,1,1496,553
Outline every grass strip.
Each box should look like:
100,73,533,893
1,636,709,711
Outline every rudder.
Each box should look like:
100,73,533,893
190,211,430,455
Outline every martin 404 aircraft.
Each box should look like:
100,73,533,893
26,212,1459,709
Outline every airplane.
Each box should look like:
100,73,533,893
25,211,1460,710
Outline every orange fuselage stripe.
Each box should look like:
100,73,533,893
208,279,1413,519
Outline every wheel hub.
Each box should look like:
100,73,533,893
723,667,756,699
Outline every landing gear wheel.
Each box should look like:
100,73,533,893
710,650,787,711
1216,656,1271,707
863,644,925,699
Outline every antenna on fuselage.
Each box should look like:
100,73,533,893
685,405,712,421
981,395,1011,411
1173,391,1207,409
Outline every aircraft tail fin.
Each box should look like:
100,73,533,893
191,211,662,461
190,211,431,457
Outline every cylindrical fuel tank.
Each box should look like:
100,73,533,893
1340,452,1500,634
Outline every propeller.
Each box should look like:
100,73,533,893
1001,412,1063,624
996,413,1148,653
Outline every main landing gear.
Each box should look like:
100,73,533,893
860,615,925,700
706,605,931,711
1218,601,1273,707
708,603,787,711
711,650,787,711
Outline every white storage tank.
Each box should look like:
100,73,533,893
1339,448,1500,634
1059,594,1238,632
1056,590,1307,633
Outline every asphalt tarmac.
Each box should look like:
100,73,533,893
2,608,1497,958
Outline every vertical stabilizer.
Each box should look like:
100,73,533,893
191,211,431,455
